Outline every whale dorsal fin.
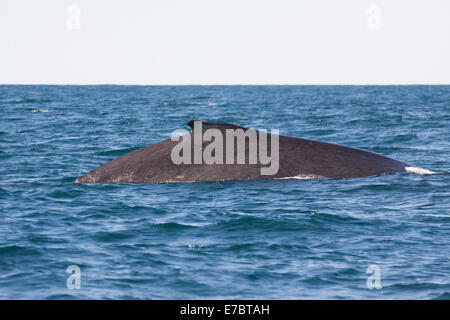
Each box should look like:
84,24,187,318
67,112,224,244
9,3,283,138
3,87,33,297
187,120,246,131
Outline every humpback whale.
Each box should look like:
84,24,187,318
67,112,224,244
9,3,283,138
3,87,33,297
75,120,421,184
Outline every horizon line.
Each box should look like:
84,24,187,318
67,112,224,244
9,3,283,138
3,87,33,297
1,83,450,86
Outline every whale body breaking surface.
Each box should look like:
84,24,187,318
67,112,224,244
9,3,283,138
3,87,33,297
75,120,431,184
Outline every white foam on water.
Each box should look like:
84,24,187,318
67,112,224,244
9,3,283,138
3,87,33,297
405,166,436,175
276,174,324,180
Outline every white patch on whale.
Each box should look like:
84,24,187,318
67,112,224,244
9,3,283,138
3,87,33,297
404,166,436,174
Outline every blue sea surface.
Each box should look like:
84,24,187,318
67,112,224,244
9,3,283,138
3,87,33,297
0,85,449,299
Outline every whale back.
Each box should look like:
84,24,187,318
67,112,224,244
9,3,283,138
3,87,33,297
75,121,409,183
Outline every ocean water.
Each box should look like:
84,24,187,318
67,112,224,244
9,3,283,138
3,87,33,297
0,85,449,299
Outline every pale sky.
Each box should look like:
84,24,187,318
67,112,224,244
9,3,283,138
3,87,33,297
1,0,449,84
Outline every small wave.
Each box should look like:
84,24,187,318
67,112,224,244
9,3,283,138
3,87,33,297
187,244,207,249
277,174,324,180
93,231,137,242
12,98,51,104
433,292,450,300
31,109,51,113
162,101,201,106
153,222,197,230
405,166,436,174
0,187,12,198
0,245,41,257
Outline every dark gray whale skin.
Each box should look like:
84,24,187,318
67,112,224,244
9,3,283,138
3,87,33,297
75,120,410,183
